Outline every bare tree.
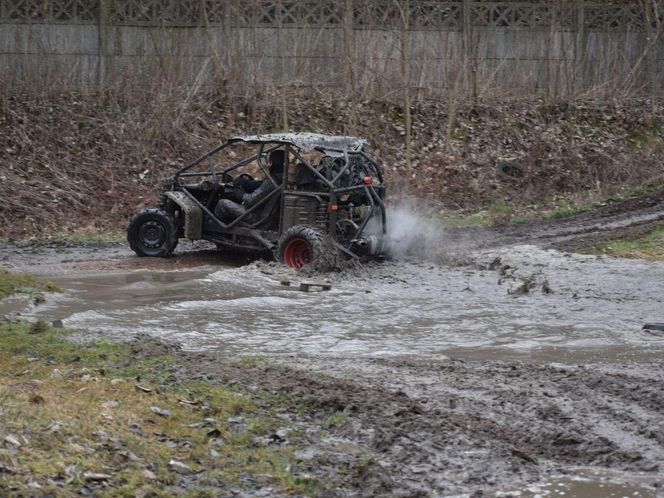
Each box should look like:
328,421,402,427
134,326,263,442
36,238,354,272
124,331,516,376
394,0,412,176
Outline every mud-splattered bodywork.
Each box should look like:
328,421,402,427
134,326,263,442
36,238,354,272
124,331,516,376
158,133,386,261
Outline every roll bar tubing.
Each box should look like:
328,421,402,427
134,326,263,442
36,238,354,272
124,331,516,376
171,140,387,246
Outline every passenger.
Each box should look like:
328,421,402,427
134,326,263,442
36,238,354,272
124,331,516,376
214,150,285,223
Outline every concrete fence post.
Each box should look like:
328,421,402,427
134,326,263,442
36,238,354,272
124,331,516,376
462,0,476,100
575,0,585,94
98,0,109,90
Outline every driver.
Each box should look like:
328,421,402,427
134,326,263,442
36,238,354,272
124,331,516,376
214,150,285,222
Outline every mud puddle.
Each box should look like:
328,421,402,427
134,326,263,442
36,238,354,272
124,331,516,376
18,245,664,364
498,468,658,497
0,239,244,274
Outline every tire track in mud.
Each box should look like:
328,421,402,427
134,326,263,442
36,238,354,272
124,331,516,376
481,195,664,250
280,356,664,496
565,372,664,461
150,338,664,496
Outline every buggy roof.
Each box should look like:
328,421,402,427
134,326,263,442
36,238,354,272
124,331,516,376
229,133,366,152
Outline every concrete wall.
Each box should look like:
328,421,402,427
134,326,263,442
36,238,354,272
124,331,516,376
1,1,661,97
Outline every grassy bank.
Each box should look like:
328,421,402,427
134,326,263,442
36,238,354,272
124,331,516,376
581,223,664,261
0,268,60,299
435,181,664,228
0,322,320,496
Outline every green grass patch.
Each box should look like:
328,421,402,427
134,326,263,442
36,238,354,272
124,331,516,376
508,214,533,225
0,267,60,299
238,355,270,367
323,411,346,429
487,201,513,225
435,180,664,229
609,180,664,203
629,124,662,150
437,209,492,228
543,198,594,219
439,198,596,228
0,322,318,496
581,224,664,261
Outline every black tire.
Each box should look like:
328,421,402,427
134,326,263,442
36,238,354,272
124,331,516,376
276,225,338,270
127,208,178,257
496,160,525,181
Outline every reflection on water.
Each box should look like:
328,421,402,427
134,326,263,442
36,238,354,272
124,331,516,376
24,246,664,362
497,468,658,498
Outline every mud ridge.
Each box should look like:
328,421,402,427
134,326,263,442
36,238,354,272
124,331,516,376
486,193,664,250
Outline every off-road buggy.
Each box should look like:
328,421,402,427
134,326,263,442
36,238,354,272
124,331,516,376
127,133,387,268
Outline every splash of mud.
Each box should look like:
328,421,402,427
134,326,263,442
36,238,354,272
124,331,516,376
368,199,477,266
382,202,447,259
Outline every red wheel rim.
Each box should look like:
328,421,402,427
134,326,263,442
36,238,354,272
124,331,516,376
283,238,313,269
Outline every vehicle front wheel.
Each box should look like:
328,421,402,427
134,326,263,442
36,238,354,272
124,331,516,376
276,225,338,270
127,208,178,257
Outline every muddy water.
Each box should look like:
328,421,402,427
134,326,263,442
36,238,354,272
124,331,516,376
24,245,664,363
499,470,658,497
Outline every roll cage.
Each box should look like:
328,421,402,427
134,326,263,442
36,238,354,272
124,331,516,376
164,133,386,259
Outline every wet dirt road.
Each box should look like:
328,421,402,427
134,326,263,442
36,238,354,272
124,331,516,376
2,200,664,497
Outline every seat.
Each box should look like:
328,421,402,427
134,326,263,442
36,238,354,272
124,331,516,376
248,190,282,230
295,162,318,189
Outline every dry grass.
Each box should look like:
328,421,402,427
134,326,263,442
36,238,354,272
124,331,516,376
0,323,315,496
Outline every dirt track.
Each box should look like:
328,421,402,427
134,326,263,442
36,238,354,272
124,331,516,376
234,356,664,496
437,189,664,255
117,338,664,497
3,198,664,497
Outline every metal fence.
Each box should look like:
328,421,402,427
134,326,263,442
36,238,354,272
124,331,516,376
1,0,661,97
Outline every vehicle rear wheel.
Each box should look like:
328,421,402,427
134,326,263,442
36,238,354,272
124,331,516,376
127,208,178,257
277,225,337,270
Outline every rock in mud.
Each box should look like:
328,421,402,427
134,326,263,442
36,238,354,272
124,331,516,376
149,406,172,417
46,421,63,433
83,472,112,482
49,369,64,380
3,435,22,448
168,460,193,475
128,424,146,437
142,469,157,480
